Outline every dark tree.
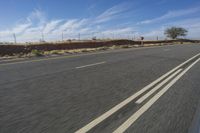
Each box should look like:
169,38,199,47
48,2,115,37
164,27,188,39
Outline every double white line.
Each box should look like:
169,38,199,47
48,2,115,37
75,53,200,133
114,57,200,132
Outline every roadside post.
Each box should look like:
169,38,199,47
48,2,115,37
141,36,144,46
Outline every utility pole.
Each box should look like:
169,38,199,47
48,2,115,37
13,33,16,44
157,36,159,41
127,34,130,40
102,33,105,40
91,32,97,40
78,33,80,41
91,32,94,40
112,33,115,40
130,31,134,40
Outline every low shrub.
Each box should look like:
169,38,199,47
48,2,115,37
121,45,131,48
51,50,59,55
31,50,43,56
98,47,109,50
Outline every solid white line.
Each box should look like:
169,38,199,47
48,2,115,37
113,58,200,133
76,62,106,69
135,69,182,104
75,53,200,133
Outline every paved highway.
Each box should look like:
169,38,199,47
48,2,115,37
0,44,200,133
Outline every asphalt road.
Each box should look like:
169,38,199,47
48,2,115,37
0,44,200,133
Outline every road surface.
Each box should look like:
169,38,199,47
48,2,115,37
0,44,200,133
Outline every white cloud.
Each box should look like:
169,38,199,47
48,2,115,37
0,4,134,42
0,22,31,38
12,23,32,34
95,3,130,23
52,19,88,34
103,27,133,34
43,20,63,33
27,9,47,25
57,19,77,32
1,3,200,43
142,28,166,40
99,27,136,39
0,9,59,42
139,7,200,24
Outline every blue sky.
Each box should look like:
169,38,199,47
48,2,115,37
0,0,200,42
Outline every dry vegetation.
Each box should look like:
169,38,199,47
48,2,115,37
0,39,199,60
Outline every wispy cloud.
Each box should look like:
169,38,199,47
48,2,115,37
43,20,63,33
95,2,131,23
1,2,200,42
0,3,135,42
27,9,47,25
0,9,45,35
0,23,31,37
54,19,88,34
12,23,32,34
0,9,47,41
142,27,166,40
139,7,200,24
10,2,200,42
103,27,133,34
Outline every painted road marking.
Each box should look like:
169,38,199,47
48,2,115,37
113,58,200,133
0,45,176,66
135,69,182,104
75,53,200,133
75,62,106,69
